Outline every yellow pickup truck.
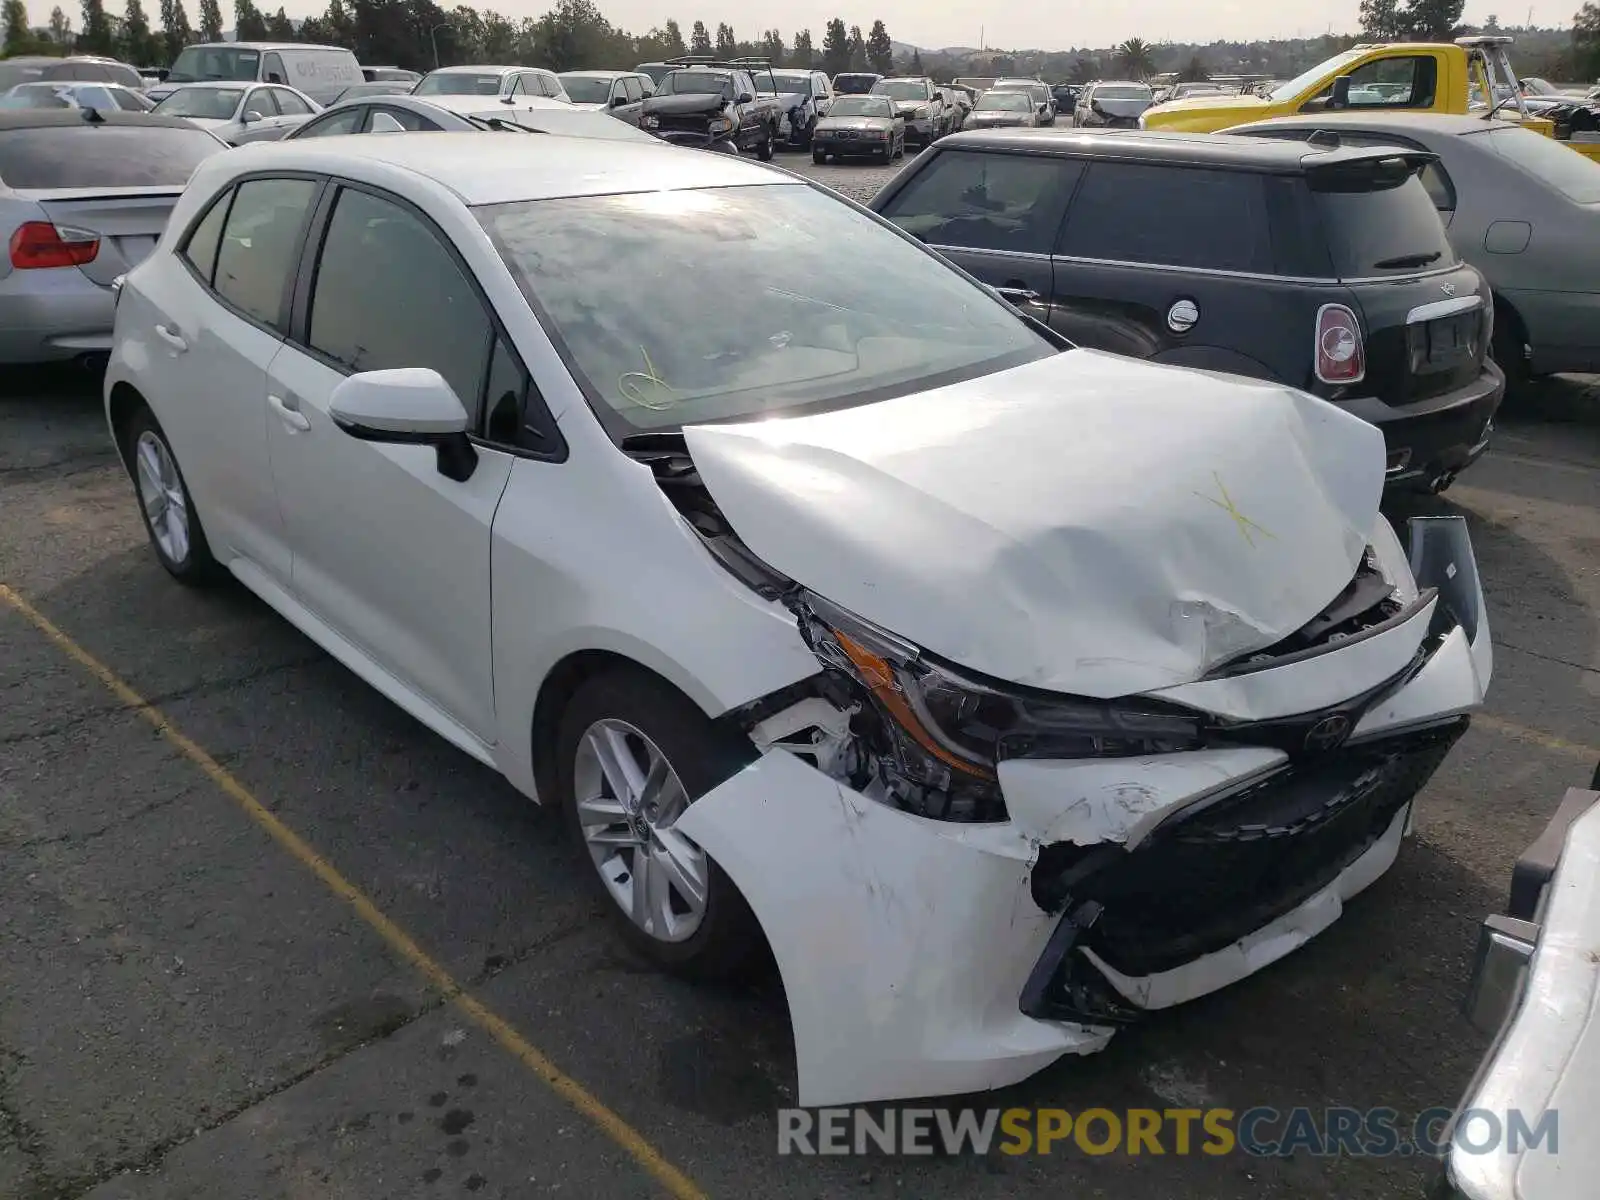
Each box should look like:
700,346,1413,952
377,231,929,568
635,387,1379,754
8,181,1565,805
1141,36,1600,162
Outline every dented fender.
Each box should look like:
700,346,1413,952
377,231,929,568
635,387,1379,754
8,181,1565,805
675,750,1110,1107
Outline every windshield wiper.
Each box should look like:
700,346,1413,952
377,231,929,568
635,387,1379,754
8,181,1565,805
1372,251,1442,269
463,115,541,133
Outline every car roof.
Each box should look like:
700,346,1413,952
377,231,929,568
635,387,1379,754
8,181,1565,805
1234,111,1498,137
560,70,635,79
0,109,207,131
1088,80,1151,88
187,41,346,50
425,65,527,75
938,128,1430,172
224,131,784,204
875,76,932,83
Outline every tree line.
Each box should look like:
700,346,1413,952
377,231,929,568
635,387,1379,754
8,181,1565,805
1,0,919,75
3,0,1596,83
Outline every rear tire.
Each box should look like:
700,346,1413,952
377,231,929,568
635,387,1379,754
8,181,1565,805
756,126,775,161
812,149,826,164
122,406,223,586
556,667,765,981
1490,307,1533,396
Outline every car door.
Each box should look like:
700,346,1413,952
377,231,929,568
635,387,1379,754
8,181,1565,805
262,51,287,85
873,147,1076,325
1051,160,1296,375
132,175,320,585
609,75,645,125
813,72,833,115
262,180,511,743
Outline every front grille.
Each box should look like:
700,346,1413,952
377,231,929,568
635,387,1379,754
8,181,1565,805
1029,719,1467,988
655,115,709,134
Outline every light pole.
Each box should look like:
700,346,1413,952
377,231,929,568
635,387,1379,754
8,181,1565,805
429,21,452,70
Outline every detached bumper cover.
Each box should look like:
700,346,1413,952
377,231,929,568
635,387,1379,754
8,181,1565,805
682,516,1492,1107
1447,788,1600,1200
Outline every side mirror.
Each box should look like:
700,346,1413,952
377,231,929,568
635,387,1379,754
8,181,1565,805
737,92,753,104
1329,74,1353,110
610,94,627,107
242,109,263,123
328,368,478,482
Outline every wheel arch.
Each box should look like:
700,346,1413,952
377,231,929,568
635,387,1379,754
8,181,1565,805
106,379,149,472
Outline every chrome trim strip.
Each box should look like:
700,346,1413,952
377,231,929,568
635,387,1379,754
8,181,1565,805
927,243,1049,262
1407,295,1484,324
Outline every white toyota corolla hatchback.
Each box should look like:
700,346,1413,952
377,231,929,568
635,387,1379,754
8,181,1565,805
105,134,1493,1107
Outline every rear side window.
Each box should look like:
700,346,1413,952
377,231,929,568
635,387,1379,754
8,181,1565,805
214,177,318,329
181,190,231,283
0,126,224,189
1057,162,1272,274
293,108,362,138
307,187,492,416
1309,163,1456,276
878,150,1083,254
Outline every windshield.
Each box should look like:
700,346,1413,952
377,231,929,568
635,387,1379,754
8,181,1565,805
833,74,878,94
1520,77,1560,95
154,87,244,119
635,63,674,85
478,184,1052,434
560,76,613,103
415,71,504,96
0,60,50,92
1479,124,1600,203
657,71,731,96
975,92,1030,111
167,46,260,83
873,80,930,101
828,96,892,117
1269,49,1363,102
1094,85,1151,100
0,84,73,109
770,72,812,94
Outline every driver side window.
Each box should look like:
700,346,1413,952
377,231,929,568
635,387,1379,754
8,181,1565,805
1309,56,1438,109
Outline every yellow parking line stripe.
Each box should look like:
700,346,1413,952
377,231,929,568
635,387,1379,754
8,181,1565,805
1474,712,1598,762
0,582,708,1200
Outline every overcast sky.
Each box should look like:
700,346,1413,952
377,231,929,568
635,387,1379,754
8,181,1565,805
278,1,1571,52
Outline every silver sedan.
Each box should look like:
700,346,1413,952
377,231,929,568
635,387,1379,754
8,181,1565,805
151,82,320,145
1231,111,1600,382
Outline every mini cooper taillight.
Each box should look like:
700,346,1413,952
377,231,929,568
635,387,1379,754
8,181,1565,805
1314,303,1365,385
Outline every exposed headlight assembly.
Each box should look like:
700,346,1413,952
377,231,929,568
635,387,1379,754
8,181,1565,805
794,592,1207,822
708,115,734,134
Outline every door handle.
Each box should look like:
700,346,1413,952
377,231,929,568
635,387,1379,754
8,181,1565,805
268,392,311,433
994,285,1043,305
153,323,188,353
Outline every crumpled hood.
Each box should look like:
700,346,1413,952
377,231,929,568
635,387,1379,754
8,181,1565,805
641,92,725,116
682,350,1384,698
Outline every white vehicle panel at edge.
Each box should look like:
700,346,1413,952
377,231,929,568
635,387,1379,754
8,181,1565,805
684,349,1382,697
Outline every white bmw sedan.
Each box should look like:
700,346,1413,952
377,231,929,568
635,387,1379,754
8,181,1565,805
105,134,1493,1108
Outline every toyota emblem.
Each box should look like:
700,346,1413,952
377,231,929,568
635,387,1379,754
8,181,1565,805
1303,714,1353,752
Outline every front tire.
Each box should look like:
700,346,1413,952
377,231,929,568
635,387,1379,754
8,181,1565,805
756,126,775,161
556,667,764,980
813,149,826,164
123,406,222,585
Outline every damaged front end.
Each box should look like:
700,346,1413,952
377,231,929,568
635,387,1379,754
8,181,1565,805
630,431,1492,1107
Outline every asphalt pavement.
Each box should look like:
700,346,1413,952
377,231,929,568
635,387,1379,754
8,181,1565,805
2,215,1598,1198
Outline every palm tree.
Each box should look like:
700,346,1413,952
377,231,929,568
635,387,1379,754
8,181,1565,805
1118,37,1155,80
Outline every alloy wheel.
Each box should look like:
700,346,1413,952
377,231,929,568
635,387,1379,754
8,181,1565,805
573,718,709,943
134,430,191,565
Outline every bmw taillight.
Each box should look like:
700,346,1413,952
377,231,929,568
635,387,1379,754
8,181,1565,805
9,221,100,270
1314,302,1365,385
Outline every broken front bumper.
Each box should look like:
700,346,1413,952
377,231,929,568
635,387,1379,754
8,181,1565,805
678,517,1492,1107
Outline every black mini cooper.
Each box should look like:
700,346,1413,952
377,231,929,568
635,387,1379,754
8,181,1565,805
869,129,1504,494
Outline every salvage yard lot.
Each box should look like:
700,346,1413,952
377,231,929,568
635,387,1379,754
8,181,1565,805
1,357,1596,1199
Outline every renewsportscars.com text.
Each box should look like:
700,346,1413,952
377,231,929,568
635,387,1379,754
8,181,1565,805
777,1106,1558,1158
